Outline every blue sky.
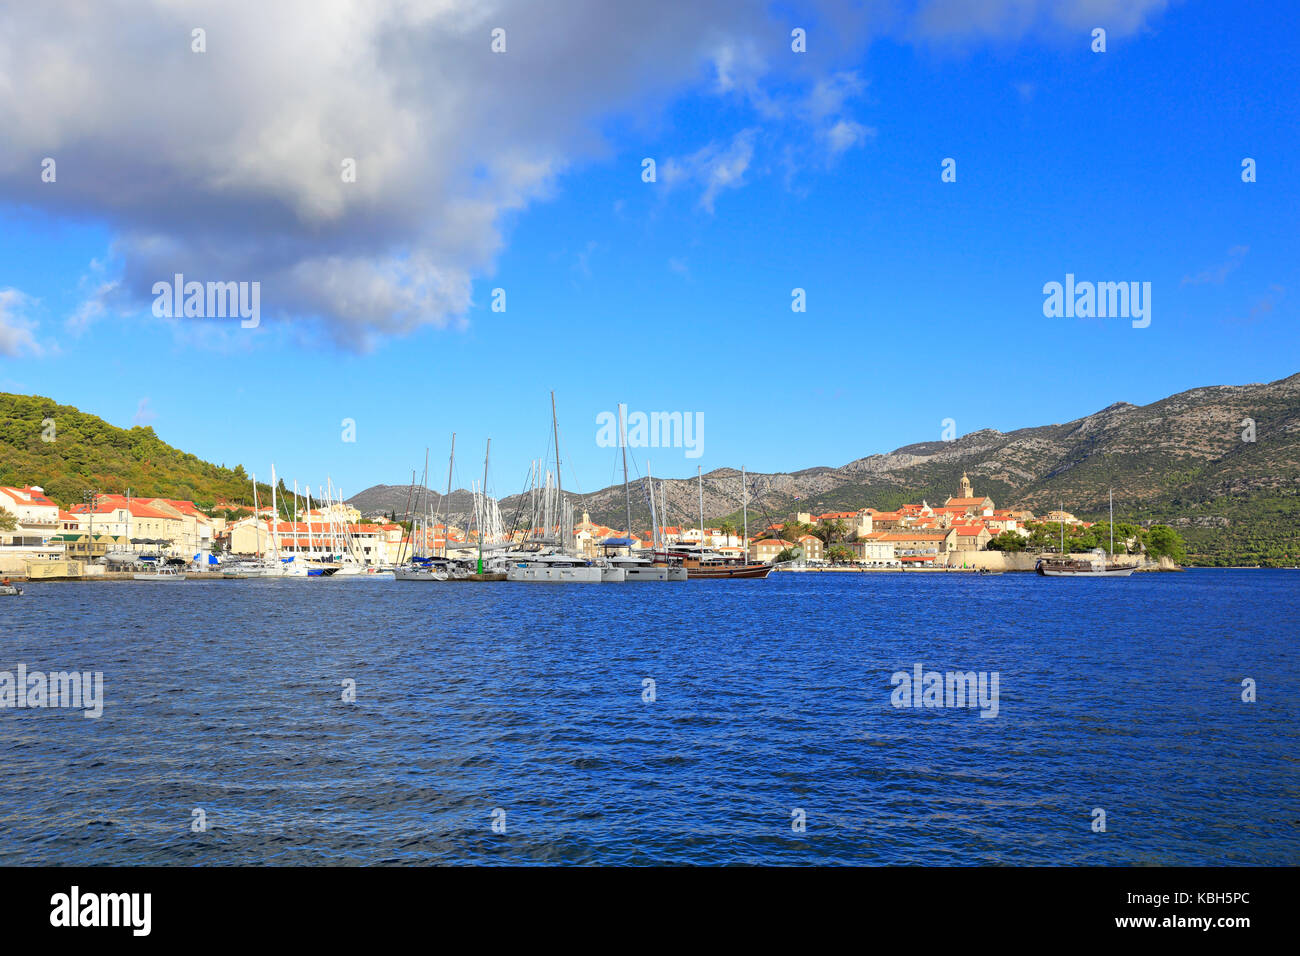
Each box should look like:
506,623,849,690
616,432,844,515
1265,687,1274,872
1,0,1296,502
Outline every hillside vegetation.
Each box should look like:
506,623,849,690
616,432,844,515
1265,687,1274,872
0,393,266,509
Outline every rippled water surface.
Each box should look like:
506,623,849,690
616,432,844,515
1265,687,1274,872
1,569,1296,865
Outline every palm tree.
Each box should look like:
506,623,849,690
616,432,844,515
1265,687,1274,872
812,518,848,545
826,544,853,564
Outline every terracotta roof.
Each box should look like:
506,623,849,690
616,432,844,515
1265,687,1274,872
0,486,58,508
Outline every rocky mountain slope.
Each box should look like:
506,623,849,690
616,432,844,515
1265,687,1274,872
348,373,1300,565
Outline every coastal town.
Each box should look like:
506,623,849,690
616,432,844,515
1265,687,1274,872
1,471,1172,579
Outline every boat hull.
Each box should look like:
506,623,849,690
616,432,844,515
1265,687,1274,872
506,565,603,583
620,566,673,582
686,563,774,580
1036,566,1134,577
394,569,448,581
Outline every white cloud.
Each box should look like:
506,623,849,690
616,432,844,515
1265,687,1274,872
910,0,1170,43
661,129,760,214
0,1,1173,347
0,288,42,357
0,0,792,345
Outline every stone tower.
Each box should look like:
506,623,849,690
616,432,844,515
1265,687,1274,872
959,472,973,498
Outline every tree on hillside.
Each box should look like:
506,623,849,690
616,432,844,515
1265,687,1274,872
987,531,1026,552
0,507,16,532
1143,525,1187,563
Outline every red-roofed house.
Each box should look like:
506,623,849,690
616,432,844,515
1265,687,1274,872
1,486,64,566
951,525,992,551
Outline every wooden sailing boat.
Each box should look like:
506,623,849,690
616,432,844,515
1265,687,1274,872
1035,489,1134,577
658,465,773,579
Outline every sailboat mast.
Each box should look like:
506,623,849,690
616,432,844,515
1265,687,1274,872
551,391,563,551
270,464,280,561
442,433,456,559
660,479,668,546
478,439,491,572
698,466,704,546
252,474,261,557
1110,488,1115,556
742,464,748,555
620,403,632,542
646,461,658,551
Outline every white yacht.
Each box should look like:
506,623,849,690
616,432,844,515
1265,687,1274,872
506,552,603,583
134,566,187,581
606,554,676,582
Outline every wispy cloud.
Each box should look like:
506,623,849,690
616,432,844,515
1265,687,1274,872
661,128,759,213
1183,245,1249,286
1228,284,1285,325
0,288,42,357
132,397,157,427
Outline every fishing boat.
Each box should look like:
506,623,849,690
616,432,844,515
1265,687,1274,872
0,581,22,596
133,567,187,581
1036,490,1135,577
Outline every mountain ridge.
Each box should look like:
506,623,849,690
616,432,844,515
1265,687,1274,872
347,372,1300,565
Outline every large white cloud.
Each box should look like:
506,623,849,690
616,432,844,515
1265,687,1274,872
0,0,1170,347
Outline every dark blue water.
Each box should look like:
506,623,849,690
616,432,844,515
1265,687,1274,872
1,569,1296,865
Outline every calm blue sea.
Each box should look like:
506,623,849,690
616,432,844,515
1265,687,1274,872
1,569,1296,865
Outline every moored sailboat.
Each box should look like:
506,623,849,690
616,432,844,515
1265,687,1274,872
1036,490,1135,577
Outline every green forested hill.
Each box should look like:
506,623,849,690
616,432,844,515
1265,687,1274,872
0,393,265,509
